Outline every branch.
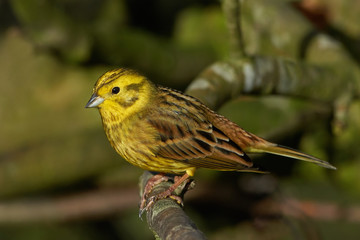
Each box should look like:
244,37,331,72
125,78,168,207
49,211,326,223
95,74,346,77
139,171,206,240
186,56,358,110
222,0,246,58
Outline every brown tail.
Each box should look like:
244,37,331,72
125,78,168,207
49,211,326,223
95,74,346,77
247,143,336,170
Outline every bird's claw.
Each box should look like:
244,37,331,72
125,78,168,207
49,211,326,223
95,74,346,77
169,195,184,206
139,195,157,218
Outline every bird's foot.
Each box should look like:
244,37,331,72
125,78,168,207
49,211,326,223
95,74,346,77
139,173,169,216
139,173,191,218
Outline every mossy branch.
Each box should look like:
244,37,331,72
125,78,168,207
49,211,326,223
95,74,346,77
139,171,206,240
185,56,359,111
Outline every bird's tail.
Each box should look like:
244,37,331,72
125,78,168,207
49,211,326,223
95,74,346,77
247,143,336,170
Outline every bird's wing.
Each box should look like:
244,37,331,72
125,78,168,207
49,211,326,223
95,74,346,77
146,90,254,170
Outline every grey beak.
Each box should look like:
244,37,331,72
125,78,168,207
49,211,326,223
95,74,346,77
85,93,104,108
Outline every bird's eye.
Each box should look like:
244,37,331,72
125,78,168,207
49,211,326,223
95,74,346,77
112,87,120,94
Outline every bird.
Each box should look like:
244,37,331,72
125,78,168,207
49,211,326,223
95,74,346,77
86,68,336,213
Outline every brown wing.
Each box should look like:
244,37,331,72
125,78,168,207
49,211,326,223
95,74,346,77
146,87,254,171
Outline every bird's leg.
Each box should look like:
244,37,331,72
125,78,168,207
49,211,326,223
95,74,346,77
156,173,190,200
139,173,191,216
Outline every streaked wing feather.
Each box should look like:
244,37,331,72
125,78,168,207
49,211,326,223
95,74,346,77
186,139,253,170
147,91,254,170
150,118,214,160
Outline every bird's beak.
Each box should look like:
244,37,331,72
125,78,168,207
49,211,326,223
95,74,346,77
85,93,104,108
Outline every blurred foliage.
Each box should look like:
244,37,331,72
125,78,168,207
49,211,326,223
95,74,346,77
1,0,360,239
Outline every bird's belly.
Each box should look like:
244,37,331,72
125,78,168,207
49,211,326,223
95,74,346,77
128,154,191,174
104,119,193,174
112,142,189,174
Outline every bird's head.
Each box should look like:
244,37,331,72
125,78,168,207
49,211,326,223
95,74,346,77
86,68,156,118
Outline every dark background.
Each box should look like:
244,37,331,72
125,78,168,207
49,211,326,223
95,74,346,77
1,0,360,239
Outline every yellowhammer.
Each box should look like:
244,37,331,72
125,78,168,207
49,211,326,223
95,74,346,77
86,68,335,213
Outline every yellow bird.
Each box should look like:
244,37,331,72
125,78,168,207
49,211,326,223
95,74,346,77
86,68,335,212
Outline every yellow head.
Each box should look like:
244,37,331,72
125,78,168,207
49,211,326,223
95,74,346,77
86,68,156,120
